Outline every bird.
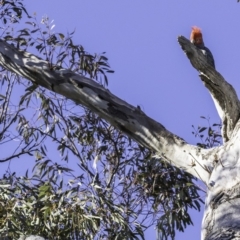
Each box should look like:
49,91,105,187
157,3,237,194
190,26,215,69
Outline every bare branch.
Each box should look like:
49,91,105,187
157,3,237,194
178,36,240,143
0,39,216,182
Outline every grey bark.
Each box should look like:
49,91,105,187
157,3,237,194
178,36,240,143
0,39,216,183
0,36,239,239
178,36,240,240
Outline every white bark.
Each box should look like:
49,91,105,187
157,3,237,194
0,37,239,240
18,236,45,240
201,122,240,240
179,36,240,240
0,39,216,183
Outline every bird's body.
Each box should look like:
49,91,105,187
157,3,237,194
190,26,215,69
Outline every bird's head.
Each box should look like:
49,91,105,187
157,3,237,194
190,26,204,46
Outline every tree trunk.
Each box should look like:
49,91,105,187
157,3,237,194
178,36,240,240
0,36,239,239
201,122,240,239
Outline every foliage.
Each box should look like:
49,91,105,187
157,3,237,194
0,1,212,240
2,11,112,87
0,0,29,25
192,116,222,148
135,160,204,240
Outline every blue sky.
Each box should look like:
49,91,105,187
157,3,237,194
3,0,240,239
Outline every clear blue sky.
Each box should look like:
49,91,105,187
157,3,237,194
3,0,240,239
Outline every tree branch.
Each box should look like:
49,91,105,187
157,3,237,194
0,39,216,183
178,36,240,143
